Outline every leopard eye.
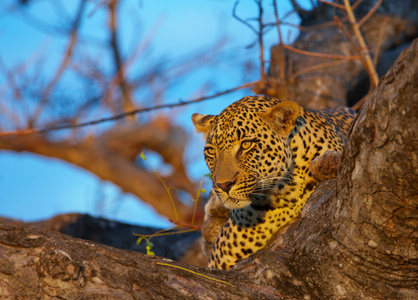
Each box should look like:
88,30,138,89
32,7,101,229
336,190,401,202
204,146,216,157
241,141,253,150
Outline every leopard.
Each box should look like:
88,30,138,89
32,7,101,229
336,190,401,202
192,95,356,270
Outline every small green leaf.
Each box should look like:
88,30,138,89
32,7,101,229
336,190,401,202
136,237,144,245
140,152,146,160
146,243,155,256
199,189,206,193
204,173,212,180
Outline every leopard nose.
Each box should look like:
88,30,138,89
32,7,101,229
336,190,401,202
216,180,236,194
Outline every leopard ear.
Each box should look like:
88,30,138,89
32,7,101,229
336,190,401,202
192,113,216,136
259,101,300,136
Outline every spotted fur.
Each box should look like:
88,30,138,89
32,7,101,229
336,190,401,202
192,96,356,270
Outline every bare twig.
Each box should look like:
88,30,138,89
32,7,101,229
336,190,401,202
289,60,350,81
272,0,283,45
232,1,258,35
352,0,365,10
256,0,266,80
107,0,135,120
272,0,286,81
103,15,165,117
282,44,361,60
232,0,267,81
0,58,23,102
373,16,388,66
88,0,110,17
358,0,383,27
318,0,346,10
32,0,87,125
319,0,364,10
263,19,338,32
0,81,256,137
343,0,379,88
334,15,358,50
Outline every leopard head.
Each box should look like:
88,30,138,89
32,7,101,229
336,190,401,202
192,96,300,209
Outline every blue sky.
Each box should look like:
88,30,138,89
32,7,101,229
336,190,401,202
0,0,304,227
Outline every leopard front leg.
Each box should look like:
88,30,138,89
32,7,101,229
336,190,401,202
200,189,231,257
208,205,299,270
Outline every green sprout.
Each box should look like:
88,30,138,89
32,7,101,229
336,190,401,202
136,237,155,256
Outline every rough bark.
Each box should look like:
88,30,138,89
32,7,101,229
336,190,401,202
0,39,416,300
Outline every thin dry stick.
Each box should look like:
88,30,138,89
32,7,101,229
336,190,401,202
0,58,23,103
272,0,286,81
191,177,205,227
107,0,135,119
358,0,383,27
289,60,350,81
156,262,236,287
88,0,109,17
232,0,266,80
0,81,257,137
0,101,22,127
103,17,165,115
351,0,365,10
373,16,388,66
343,0,379,88
256,0,266,80
334,15,358,49
32,0,87,124
318,0,345,10
264,18,339,32
273,0,283,44
133,228,197,240
282,44,361,60
168,220,201,231
140,152,178,221
232,1,258,34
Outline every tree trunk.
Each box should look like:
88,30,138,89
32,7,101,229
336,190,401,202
1,39,417,300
